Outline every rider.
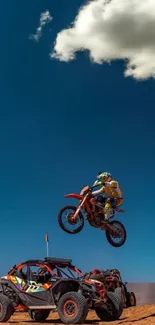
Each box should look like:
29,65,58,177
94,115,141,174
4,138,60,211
110,269,122,281
90,171,123,222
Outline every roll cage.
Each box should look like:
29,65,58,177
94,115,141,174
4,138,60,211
7,257,84,284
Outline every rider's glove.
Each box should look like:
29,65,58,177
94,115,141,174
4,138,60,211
87,187,93,197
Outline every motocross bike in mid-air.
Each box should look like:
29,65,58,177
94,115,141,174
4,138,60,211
57,185,127,248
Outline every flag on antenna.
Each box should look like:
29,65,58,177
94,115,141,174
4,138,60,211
45,233,49,242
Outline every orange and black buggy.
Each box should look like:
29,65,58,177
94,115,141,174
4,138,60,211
0,257,124,323
83,268,136,308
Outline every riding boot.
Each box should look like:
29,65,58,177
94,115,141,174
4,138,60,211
104,208,111,221
104,206,115,220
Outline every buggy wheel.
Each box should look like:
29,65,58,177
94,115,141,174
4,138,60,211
57,206,84,234
114,287,124,317
95,288,123,321
28,310,51,321
126,292,136,307
57,291,88,324
105,220,127,247
0,294,14,322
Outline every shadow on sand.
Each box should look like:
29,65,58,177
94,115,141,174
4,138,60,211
117,313,155,323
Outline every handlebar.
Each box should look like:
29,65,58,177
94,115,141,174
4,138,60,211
85,185,96,194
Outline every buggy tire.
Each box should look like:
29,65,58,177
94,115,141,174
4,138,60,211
0,294,14,322
105,220,127,247
28,310,51,321
57,291,88,324
58,206,84,234
95,288,123,321
114,287,124,317
126,291,136,307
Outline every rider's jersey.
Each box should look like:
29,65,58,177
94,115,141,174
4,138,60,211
92,179,123,202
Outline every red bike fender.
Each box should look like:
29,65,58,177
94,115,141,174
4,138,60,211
64,193,83,200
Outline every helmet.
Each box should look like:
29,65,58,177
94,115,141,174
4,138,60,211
111,269,120,276
97,171,112,181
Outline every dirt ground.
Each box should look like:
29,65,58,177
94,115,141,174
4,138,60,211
5,304,155,325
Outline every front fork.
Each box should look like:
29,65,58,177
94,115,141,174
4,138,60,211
72,194,88,221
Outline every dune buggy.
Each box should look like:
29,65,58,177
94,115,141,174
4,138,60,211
0,257,124,323
84,268,136,308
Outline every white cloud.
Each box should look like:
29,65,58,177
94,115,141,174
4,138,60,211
51,0,155,80
30,10,53,42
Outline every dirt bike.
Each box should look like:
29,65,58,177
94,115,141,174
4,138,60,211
57,185,127,248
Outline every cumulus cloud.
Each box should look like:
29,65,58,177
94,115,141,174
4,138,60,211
30,10,52,42
51,0,155,80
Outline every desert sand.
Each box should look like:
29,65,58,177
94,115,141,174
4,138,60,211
5,305,155,325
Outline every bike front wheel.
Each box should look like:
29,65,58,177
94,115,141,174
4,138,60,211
57,205,84,234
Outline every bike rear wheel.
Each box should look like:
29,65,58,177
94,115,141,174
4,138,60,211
57,206,84,234
105,220,127,247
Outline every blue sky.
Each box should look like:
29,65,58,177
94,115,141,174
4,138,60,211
0,0,155,282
